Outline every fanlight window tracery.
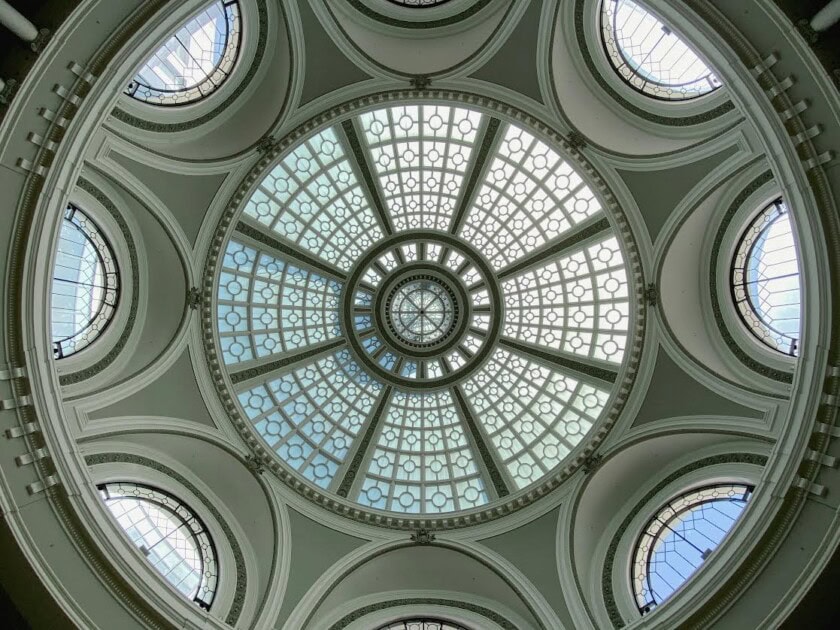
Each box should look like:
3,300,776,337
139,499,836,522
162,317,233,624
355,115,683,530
731,199,801,356
377,621,470,630
126,1,241,106
632,483,753,613
600,0,721,100
51,205,119,359
98,483,218,610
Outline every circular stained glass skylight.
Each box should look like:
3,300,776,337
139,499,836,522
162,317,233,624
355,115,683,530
600,0,721,100
208,97,641,523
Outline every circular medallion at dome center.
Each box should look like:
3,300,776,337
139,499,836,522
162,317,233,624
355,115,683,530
386,276,457,348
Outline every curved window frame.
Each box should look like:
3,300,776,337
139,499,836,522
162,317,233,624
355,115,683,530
730,198,801,357
385,0,454,6
631,483,753,614
98,482,219,610
125,0,242,107
376,620,471,630
51,204,120,360
599,0,722,101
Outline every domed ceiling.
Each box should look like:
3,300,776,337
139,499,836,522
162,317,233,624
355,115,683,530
206,95,643,524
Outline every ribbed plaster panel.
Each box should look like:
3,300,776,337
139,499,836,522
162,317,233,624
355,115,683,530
632,346,763,426
0,517,74,629
113,432,275,606
299,1,371,106
310,545,540,629
479,507,574,630
14,499,148,630
617,144,739,242
711,499,836,630
104,176,186,383
109,152,225,247
469,0,544,104
275,508,368,629
88,346,215,427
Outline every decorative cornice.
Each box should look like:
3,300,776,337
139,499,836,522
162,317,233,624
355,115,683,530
111,0,270,133
199,89,648,530
602,452,769,628
84,453,248,625
344,0,493,30
59,178,140,385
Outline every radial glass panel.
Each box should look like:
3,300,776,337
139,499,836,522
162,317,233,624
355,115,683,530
215,98,638,518
600,0,721,100
632,484,753,613
51,205,119,359
731,199,801,356
377,621,470,630
99,482,218,609
126,1,241,105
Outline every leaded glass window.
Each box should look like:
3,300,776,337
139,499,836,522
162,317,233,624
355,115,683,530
126,1,241,106
51,205,119,359
600,0,721,100
386,1,454,7
731,199,801,356
632,483,753,613
377,621,470,630
213,98,639,518
98,482,218,609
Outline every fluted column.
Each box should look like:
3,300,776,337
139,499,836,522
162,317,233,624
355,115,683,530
0,1,38,42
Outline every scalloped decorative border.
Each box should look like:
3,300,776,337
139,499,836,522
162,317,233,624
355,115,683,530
199,89,648,531
85,452,248,625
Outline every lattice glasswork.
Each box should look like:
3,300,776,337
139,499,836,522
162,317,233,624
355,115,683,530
360,104,483,231
386,1,454,7
377,621,469,630
461,348,608,488
98,482,218,609
632,484,753,613
217,239,342,365
215,99,637,516
600,0,721,100
503,236,629,363
460,123,603,270
244,127,384,270
731,199,800,356
359,389,488,513
126,1,241,106
51,205,119,359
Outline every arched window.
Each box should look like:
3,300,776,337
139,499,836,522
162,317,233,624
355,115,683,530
731,199,801,357
632,483,753,613
600,0,721,100
51,205,119,359
386,1,454,6
377,621,470,630
125,1,242,106
98,482,219,610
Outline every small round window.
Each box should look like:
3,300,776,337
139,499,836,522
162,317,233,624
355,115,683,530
99,483,219,610
600,0,721,100
377,621,470,630
632,483,753,614
731,199,801,357
125,1,242,106
51,205,119,359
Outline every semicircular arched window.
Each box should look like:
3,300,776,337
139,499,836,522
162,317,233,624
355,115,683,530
98,482,218,610
125,0,242,106
731,198,801,357
51,205,119,359
386,0,455,6
632,483,753,614
377,621,471,630
600,0,721,100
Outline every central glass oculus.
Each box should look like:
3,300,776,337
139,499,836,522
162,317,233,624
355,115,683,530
386,277,457,347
